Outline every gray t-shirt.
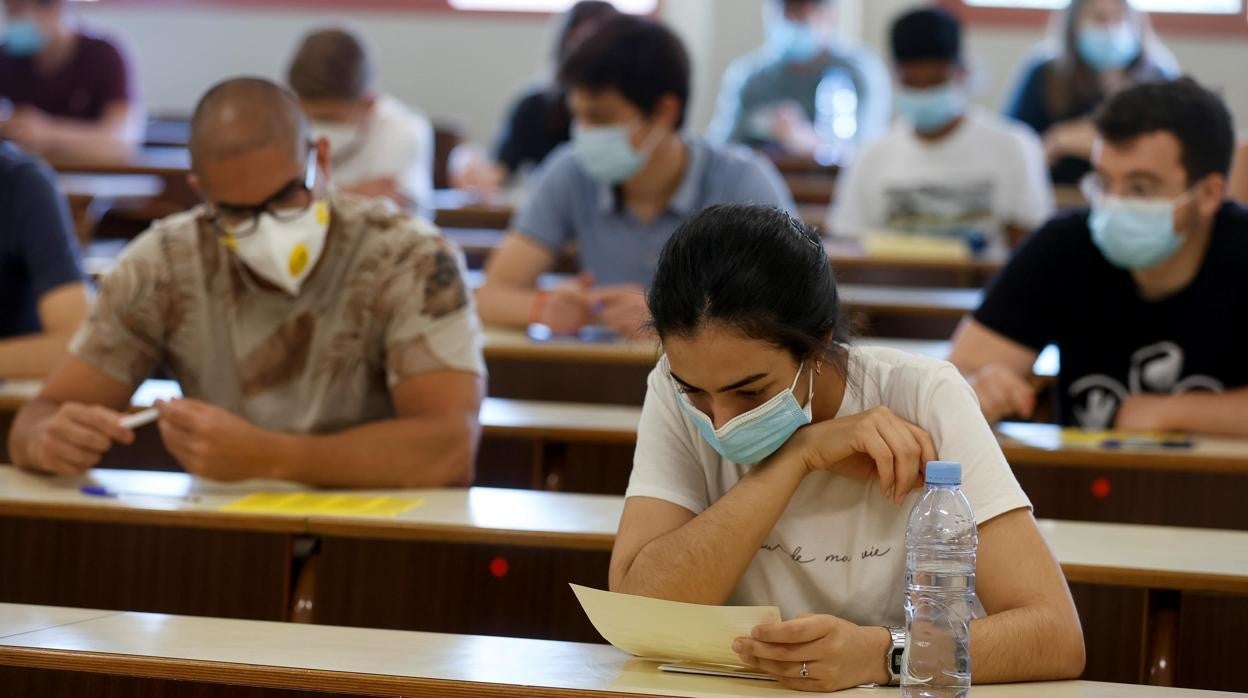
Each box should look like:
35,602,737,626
708,43,892,149
510,136,795,287
71,193,484,434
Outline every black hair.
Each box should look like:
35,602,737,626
648,204,846,362
554,0,618,61
557,14,691,129
1094,77,1235,185
891,7,961,64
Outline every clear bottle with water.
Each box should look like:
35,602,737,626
813,67,858,166
903,461,976,698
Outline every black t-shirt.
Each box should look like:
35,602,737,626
975,203,1248,428
0,141,84,338
492,86,572,176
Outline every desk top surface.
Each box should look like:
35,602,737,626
2,466,1247,592
0,604,1236,698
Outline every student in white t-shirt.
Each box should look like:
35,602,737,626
828,8,1053,250
614,204,1084,692
288,27,435,220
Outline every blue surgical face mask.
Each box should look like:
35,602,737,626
675,360,814,466
1077,22,1141,72
767,19,822,64
3,19,46,57
895,82,966,135
1089,193,1191,270
571,122,662,185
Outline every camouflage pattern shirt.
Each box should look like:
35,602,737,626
71,193,484,434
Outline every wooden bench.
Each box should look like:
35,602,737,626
0,602,1228,698
0,465,1244,691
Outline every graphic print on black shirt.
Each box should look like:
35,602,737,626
973,204,1248,428
1067,341,1223,429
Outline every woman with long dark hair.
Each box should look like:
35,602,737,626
612,203,1085,692
1004,0,1177,184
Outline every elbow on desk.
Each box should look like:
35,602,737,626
402,417,478,489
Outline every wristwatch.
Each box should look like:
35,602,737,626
884,627,906,686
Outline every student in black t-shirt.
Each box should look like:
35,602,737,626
0,140,87,376
950,78,1248,436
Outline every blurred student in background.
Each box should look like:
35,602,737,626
829,8,1052,250
450,0,618,196
0,0,142,160
1004,0,1177,185
0,141,87,377
476,15,793,339
288,27,435,220
708,0,890,162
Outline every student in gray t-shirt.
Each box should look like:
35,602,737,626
707,0,891,159
476,15,795,340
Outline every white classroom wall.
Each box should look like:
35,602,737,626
75,0,1248,143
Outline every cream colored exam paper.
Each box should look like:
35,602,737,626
571,584,780,668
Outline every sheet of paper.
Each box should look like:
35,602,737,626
220,492,423,518
1058,428,1178,447
571,584,780,668
862,232,970,262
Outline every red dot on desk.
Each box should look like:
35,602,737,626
489,557,510,579
1091,477,1112,500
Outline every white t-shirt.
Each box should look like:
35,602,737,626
329,95,435,220
829,107,1054,250
626,345,1031,626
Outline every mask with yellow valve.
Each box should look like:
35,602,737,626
227,200,331,296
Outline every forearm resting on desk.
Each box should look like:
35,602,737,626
270,411,481,489
0,333,74,378
1158,388,1248,437
475,283,540,328
610,456,806,604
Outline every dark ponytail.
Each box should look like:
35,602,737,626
648,204,847,362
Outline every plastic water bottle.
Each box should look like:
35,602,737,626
903,461,976,698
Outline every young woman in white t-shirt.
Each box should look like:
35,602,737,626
613,204,1085,692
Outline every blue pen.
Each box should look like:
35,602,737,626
80,485,201,503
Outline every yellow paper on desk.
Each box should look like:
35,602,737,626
571,584,779,668
1058,428,1173,446
220,492,423,518
862,231,971,261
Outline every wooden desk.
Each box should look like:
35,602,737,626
445,228,1005,289
48,147,197,240
1,605,1233,698
0,467,302,623
48,146,190,179
433,189,514,231
467,271,980,340
58,173,164,243
825,238,1006,288
1000,422,1248,530
1,467,1246,690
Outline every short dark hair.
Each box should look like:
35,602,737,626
648,204,846,362
287,27,374,102
890,7,961,64
1094,77,1235,185
554,1,618,60
558,15,691,128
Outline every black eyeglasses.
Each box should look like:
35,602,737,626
205,148,318,238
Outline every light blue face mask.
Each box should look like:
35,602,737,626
1077,23,1141,72
767,19,822,64
2,19,45,57
1089,193,1190,270
571,123,661,185
895,82,966,135
675,361,813,466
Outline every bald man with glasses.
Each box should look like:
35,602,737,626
8,77,485,488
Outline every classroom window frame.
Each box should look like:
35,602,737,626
74,0,659,17
936,0,1248,37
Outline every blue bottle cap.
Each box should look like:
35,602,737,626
925,461,962,485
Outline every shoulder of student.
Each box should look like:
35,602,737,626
967,108,1046,158
76,30,132,69
848,344,982,425
336,193,465,265
699,139,792,205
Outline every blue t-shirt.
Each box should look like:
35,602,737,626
0,142,84,338
511,136,796,286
